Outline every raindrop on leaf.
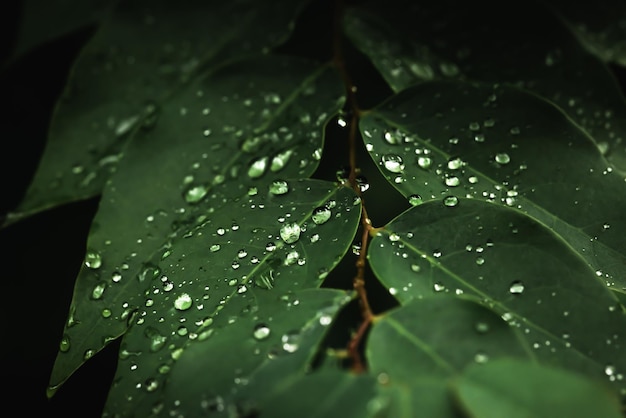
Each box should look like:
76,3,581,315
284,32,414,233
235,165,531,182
280,223,301,244
509,281,525,294
174,293,193,311
311,206,331,225
269,180,289,195
253,324,271,340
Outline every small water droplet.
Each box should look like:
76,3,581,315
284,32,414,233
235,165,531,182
84,250,102,269
237,249,248,258
184,184,208,203
447,157,463,170
248,157,268,178
408,194,423,206
281,331,300,353
210,244,221,252
271,149,294,172
381,154,405,173
311,206,331,225
280,223,301,244
445,176,460,187
269,180,289,195
253,324,271,340
174,293,193,311
475,322,489,333
265,242,277,252
443,196,459,207
469,122,480,131
509,281,525,294
475,256,485,265
91,282,106,300
495,153,511,165
417,156,432,169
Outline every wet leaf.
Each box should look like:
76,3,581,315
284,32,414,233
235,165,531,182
105,288,353,416
6,0,312,225
367,297,531,418
368,199,626,396
7,0,114,64
345,0,626,172
360,80,626,296
453,358,623,418
540,0,626,67
47,54,350,393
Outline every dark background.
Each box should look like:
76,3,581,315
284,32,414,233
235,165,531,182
1,0,625,416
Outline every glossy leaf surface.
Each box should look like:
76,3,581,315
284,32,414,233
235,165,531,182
367,297,531,418
105,288,353,416
453,358,623,418
368,199,626,395
47,54,350,392
345,0,626,172
360,80,626,296
7,0,312,224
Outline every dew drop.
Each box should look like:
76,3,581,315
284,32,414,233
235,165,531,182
381,154,405,173
84,250,102,269
265,242,277,252
210,244,221,252
280,223,301,244
475,322,490,333
445,176,460,187
509,281,525,294
311,206,331,225
248,157,268,178
91,282,106,300
495,153,511,165
269,180,289,196
174,293,193,311
184,184,208,203
417,156,432,169
253,324,271,340
271,149,293,172
281,332,301,353
443,196,459,207
447,157,463,170
408,194,423,206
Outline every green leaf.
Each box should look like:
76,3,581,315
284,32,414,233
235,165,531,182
7,0,115,64
251,369,379,418
49,173,360,394
368,199,626,395
344,0,626,172
6,0,312,225
360,80,626,296
367,297,532,418
104,288,353,416
540,0,626,67
453,358,623,418
46,54,350,393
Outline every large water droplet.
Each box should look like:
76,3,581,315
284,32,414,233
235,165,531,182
174,293,193,310
443,196,459,207
269,180,289,195
248,157,268,178
280,223,301,244
271,149,293,172
311,206,331,225
84,250,102,269
509,281,525,294
184,184,208,203
253,324,271,340
417,156,432,169
381,154,405,173
408,194,423,206
495,153,511,165
447,157,463,170
91,282,106,300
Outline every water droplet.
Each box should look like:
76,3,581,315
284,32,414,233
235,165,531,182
417,156,432,169
509,281,525,294
495,153,511,165
284,250,300,266
356,175,369,192
91,282,106,300
253,324,271,340
210,244,221,252
144,378,159,392
445,176,460,187
248,157,268,178
408,194,423,206
174,293,193,310
281,331,300,353
383,129,404,145
237,249,248,258
469,122,480,131
475,257,485,265
388,233,400,242
447,157,463,170
475,322,490,333
433,282,446,292
271,149,294,172
280,223,301,244
381,154,405,173
84,250,102,269
311,206,331,225
184,184,208,203
605,365,616,376
443,196,459,207
265,242,277,252
269,180,289,195
474,352,489,363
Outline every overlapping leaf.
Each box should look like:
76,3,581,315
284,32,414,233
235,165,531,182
6,0,312,224
368,199,626,396
47,56,350,393
105,288,353,416
344,0,626,172
540,0,626,67
453,359,623,418
367,297,532,418
360,80,626,296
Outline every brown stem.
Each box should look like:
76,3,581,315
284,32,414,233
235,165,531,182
333,0,375,373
